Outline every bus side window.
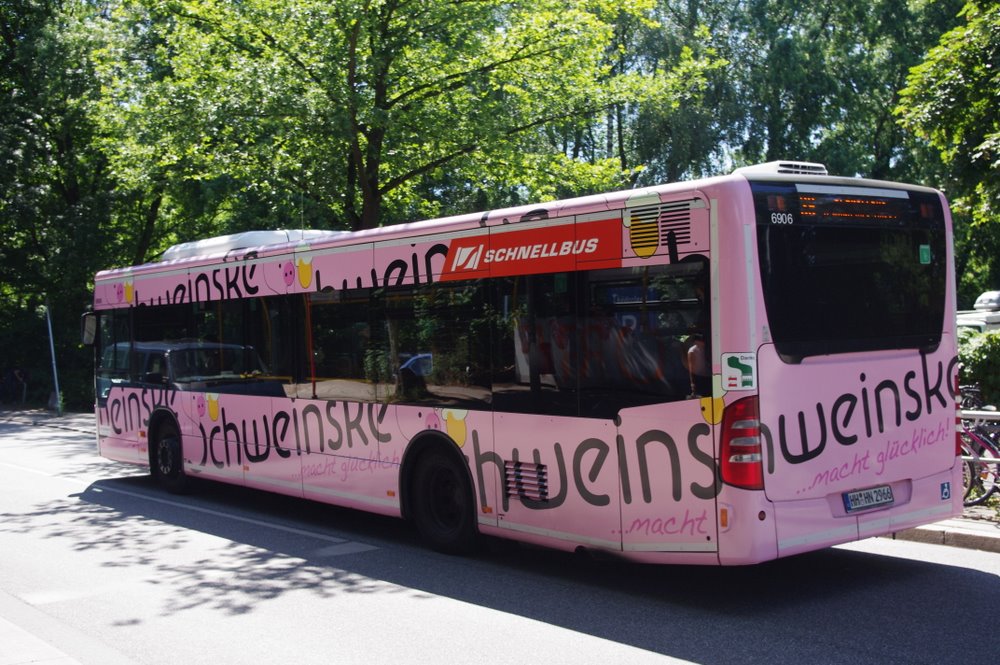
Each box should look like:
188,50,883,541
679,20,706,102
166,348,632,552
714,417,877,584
306,289,376,402
141,353,167,385
94,309,132,399
371,281,491,407
492,273,580,417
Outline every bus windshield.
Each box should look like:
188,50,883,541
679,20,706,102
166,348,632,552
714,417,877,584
752,181,947,362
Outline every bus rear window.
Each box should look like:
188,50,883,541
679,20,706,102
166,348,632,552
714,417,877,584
751,181,946,362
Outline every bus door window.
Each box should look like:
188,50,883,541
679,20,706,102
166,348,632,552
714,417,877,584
141,353,167,385
577,258,711,416
492,272,579,417
134,302,191,344
683,272,711,397
192,300,240,346
250,296,304,390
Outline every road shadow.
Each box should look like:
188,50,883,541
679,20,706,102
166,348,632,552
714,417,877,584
27,474,987,665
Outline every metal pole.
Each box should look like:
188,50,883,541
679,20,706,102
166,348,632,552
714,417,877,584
44,297,62,416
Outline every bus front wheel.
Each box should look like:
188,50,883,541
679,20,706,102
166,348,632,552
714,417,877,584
153,421,189,494
410,449,477,554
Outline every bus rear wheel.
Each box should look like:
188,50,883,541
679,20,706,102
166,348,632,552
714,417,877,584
154,421,189,494
410,449,477,554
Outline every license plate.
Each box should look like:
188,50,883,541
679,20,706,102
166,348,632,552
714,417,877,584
843,485,894,513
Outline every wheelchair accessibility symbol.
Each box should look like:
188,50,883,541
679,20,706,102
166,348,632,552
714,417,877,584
940,482,951,500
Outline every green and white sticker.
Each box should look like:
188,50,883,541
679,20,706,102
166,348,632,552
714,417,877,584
722,353,756,391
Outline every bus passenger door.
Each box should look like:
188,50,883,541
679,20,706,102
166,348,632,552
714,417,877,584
491,270,622,552
492,413,621,552
617,400,719,558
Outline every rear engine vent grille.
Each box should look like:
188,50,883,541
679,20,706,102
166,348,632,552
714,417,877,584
625,198,703,260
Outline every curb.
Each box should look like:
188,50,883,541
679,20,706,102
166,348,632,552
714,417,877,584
890,518,1000,554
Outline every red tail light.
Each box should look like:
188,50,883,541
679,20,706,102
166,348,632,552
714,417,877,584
721,396,764,490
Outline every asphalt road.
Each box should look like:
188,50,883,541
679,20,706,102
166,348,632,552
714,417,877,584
1,418,998,665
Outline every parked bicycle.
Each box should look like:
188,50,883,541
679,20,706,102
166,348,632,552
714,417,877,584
959,384,1000,506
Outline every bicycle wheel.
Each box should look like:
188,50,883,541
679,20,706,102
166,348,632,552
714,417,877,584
961,385,985,410
977,440,1000,503
962,433,999,506
961,436,984,506
962,455,978,504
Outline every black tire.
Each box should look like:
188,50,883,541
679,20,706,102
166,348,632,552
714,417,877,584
976,442,1000,504
962,437,999,506
962,458,979,505
409,449,477,554
154,421,189,494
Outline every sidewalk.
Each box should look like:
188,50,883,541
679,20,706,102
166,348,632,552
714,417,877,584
0,408,96,434
0,616,82,665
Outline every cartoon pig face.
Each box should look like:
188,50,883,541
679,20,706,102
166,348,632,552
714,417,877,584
280,261,295,287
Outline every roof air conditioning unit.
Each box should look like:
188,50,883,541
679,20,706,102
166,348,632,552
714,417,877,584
732,161,828,176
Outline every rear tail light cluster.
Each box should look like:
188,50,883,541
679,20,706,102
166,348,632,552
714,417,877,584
720,396,764,490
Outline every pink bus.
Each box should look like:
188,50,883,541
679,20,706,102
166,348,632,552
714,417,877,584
82,161,962,564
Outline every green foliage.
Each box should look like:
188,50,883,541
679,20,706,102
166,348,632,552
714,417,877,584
92,0,662,231
0,0,114,410
0,0,990,410
898,1,999,189
897,1,1000,304
615,1,966,181
959,329,1000,405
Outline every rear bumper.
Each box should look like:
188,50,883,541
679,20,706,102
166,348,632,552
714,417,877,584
772,461,963,558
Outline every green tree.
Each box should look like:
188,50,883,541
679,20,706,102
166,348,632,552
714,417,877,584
619,3,732,183
89,2,302,264
583,0,960,183
897,0,1000,302
721,0,963,176
0,0,115,408
811,0,964,181
95,0,670,232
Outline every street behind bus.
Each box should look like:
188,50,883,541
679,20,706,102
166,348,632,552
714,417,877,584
1,413,997,665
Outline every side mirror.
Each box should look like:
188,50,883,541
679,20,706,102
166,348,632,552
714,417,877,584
81,312,97,346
